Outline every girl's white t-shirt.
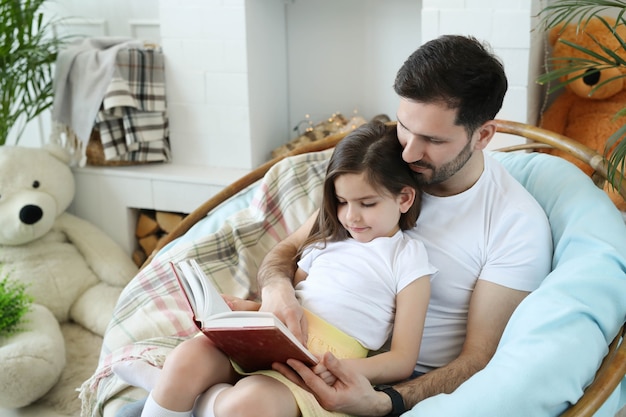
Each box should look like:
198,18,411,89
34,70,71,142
296,231,437,350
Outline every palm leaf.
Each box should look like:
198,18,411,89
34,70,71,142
538,1,626,29
606,124,626,187
0,0,71,145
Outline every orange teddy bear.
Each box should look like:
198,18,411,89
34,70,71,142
540,16,626,210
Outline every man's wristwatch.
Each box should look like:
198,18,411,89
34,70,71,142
374,384,406,417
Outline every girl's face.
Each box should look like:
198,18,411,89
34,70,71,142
334,172,414,243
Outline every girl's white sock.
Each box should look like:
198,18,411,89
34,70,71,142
192,383,232,417
141,392,192,417
113,360,232,417
112,360,162,392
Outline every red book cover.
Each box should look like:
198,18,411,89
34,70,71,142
170,260,318,373
200,320,318,373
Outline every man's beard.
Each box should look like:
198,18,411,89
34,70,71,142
411,139,473,186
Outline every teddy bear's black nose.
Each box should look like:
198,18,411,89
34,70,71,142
583,68,601,86
19,205,43,225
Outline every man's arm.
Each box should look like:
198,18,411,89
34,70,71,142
394,280,529,405
276,279,529,415
256,211,317,343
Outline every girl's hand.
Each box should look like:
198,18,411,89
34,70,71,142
312,360,337,386
221,294,261,311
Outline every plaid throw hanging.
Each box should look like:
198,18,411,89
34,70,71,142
95,47,171,163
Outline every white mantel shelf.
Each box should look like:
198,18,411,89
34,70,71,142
73,162,249,184
69,163,250,255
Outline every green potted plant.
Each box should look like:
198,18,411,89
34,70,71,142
537,0,626,188
0,266,32,338
0,0,68,145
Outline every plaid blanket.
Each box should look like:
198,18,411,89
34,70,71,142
95,47,170,163
50,39,170,165
79,149,331,417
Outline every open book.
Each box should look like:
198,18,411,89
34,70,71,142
170,259,319,373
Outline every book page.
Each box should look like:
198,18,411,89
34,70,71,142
173,259,232,322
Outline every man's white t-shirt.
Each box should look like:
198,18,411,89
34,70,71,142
407,153,552,372
295,231,437,350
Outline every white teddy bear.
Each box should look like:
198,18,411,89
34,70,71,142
0,144,138,411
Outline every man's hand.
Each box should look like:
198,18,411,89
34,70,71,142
260,279,308,344
274,352,392,416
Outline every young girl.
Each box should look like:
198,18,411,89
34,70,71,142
114,120,436,417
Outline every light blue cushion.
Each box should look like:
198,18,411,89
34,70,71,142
156,184,258,257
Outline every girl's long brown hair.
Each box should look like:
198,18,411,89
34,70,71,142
297,120,420,258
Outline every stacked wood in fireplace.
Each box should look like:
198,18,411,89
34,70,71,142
134,209,186,267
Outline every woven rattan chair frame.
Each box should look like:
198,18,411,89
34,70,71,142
143,119,626,417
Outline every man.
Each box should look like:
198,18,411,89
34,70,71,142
257,34,552,416
115,35,552,417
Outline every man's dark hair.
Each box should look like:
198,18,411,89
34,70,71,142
393,35,508,134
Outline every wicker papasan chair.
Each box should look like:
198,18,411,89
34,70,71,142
79,120,626,417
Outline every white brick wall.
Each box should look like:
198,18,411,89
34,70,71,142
159,0,544,168
158,0,288,170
